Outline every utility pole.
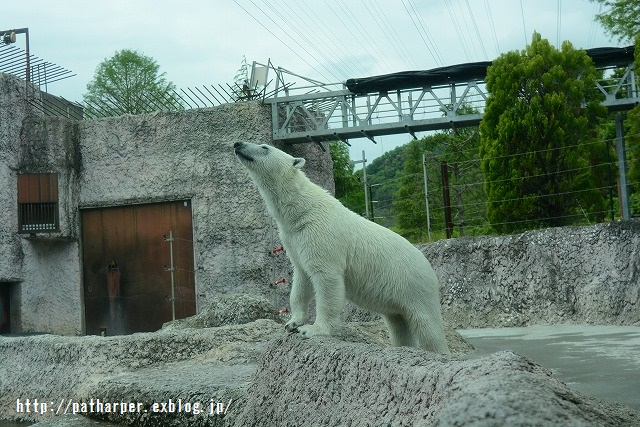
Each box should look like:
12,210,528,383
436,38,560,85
422,153,432,241
352,150,369,220
441,161,454,238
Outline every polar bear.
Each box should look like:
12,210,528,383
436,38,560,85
234,142,449,353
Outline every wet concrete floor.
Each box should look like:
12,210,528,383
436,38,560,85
458,325,640,412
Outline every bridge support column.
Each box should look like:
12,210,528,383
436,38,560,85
615,114,632,220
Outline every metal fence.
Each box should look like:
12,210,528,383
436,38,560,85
365,132,638,241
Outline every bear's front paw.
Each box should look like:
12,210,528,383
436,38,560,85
284,319,304,333
295,324,331,338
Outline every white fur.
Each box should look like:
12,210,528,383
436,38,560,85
234,142,449,353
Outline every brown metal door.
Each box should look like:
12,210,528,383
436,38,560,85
81,200,196,335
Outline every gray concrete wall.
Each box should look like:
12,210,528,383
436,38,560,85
76,104,302,311
0,74,33,283
1,72,334,334
422,221,640,328
0,75,82,335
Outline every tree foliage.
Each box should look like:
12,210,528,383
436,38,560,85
393,134,447,241
590,0,640,43
83,49,181,117
392,123,486,242
329,141,359,198
329,141,365,215
480,32,607,233
626,35,640,195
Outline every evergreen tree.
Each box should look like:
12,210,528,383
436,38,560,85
480,32,607,233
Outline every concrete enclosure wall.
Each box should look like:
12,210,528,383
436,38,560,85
423,221,640,328
0,73,333,335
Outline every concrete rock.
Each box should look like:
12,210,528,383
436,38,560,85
230,335,640,427
162,293,283,330
422,221,640,328
6,317,639,427
0,319,282,423
29,415,119,426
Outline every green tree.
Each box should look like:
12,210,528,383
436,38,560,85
329,141,359,198
393,135,447,241
363,144,410,228
480,32,607,233
329,141,366,215
590,0,640,43
625,35,640,213
393,124,487,241
83,49,181,117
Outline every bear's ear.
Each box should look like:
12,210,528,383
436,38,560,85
293,157,305,169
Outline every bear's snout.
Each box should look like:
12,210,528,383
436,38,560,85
234,142,255,163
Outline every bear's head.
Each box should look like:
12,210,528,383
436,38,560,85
234,142,306,181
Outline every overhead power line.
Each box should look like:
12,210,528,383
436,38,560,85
483,0,501,56
233,0,337,82
401,0,444,67
465,0,488,60
519,0,529,44
369,0,420,71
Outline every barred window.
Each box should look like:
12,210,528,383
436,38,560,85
17,173,59,233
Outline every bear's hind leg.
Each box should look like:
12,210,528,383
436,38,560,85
382,314,416,347
407,311,450,354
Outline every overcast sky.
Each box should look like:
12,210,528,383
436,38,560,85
3,0,623,162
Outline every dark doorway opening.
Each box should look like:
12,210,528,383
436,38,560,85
0,284,11,334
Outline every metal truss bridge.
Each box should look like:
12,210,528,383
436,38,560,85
257,45,638,145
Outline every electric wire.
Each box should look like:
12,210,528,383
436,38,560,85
368,0,420,71
323,0,392,75
587,2,603,47
483,0,501,56
557,0,563,48
455,0,482,61
400,0,443,67
232,0,336,83
406,0,446,66
519,0,529,44
334,0,397,73
443,0,473,62
261,0,353,80
465,0,489,60
294,1,370,76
